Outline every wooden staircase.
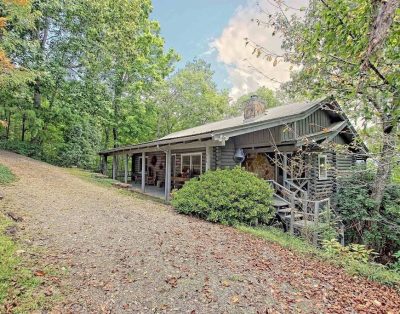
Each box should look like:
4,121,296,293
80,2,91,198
272,195,304,230
268,180,331,244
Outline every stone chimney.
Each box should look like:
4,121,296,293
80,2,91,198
244,95,266,121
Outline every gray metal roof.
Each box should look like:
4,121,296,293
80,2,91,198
99,97,330,155
160,98,325,140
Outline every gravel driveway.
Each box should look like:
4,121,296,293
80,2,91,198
1,150,399,313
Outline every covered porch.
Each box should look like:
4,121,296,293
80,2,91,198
98,137,223,201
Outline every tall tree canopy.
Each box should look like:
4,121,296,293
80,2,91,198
234,86,281,112
0,0,177,167
249,0,399,210
155,59,231,137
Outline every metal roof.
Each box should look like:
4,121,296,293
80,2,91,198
160,98,324,140
99,97,330,155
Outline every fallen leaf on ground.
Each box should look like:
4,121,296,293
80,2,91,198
34,270,45,277
165,276,178,288
231,295,240,304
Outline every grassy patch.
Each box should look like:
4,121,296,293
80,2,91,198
0,163,15,185
0,214,45,311
67,168,168,204
238,225,400,287
67,167,116,187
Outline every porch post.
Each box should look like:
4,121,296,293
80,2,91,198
124,154,128,184
206,146,211,171
112,155,117,180
283,153,288,183
99,155,103,174
165,150,171,201
141,152,146,192
102,155,108,176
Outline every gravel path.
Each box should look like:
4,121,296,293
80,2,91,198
1,150,399,314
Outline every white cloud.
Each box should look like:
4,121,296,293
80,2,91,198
211,0,305,99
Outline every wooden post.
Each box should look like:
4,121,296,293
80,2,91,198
131,155,135,182
141,152,145,192
206,146,211,171
165,150,171,201
290,193,295,235
112,155,117,180
283,153,288,183
340,222,345,246
313,201,320,246
99,155,103,174
104,155,108,176
124,154,128,184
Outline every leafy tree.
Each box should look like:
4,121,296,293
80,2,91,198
234,86,280,113
0,0,177,166
155,59,231,137
335,169,400,262
248,0,399,211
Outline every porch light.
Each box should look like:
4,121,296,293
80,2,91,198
233,148,245,164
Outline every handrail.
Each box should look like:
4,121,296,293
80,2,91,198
267,180,292,196
284,179,308,200
267,180,304,204
285,178,310,191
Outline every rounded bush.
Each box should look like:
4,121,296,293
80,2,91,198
171,166,274,226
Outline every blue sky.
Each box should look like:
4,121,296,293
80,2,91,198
151,0,297,99
152,0,245,91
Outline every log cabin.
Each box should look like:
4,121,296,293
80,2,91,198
99,96,366,237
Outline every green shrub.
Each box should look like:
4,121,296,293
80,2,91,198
172,167,274,226
335,170,400,263
0,140,44,159
322,239,376,263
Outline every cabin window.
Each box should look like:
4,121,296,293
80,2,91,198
318,154,328,180
181,153,202,176
138,156,148,173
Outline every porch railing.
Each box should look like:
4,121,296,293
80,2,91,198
267,179,343,246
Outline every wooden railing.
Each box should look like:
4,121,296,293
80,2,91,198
284,179,308,200
267,180,294,203
267,179,341,245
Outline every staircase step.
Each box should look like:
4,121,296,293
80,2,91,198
277,208,293,214
292,220,316,229
273,196,290,207
284,213,303,220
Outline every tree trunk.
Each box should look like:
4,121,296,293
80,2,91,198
33,79,41,108
370,125,395,211
113,127,118,148
105,128,110,149
6,113,11,140
21,113,26,142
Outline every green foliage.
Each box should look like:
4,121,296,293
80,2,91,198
262,0,399,212
390,251,400,272
0,140,44,159
335,170,400,261
233,86,280,113
0,214,43,310
393,164,400,184
155,59,231,137
238,225,320,255
0,0,177,168
239,225,400,286
172,167,274,226
0,163,15,185
322,239,375,263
